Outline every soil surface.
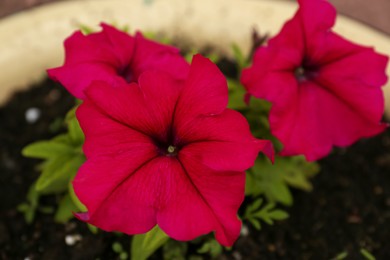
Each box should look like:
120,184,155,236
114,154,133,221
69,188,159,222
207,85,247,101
1,74,390,259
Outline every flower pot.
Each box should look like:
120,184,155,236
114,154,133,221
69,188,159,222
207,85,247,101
0,0,390,113
2,1,390,258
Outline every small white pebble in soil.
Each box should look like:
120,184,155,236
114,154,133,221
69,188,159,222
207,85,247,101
25,107,41,124
240,224,249,237
65,234,82,246
232,251,242,260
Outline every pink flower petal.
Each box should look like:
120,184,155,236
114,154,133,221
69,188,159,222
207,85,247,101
132,33,190,81
298,0,336,34
83,71,181,142
99,23,136,66
272,80,386,160
241,0,388,160
157,154,244,246
73,155,159,234
48,24,189,99
61,29,126,67
48,63,120,99
174,54,228,127
72,53,269,245
318,48,388,124
76,99,154,158
177,109,272,171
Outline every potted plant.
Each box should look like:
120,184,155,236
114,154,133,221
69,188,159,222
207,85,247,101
1,0,390,259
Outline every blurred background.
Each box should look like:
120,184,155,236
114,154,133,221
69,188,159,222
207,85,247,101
1,0,390,35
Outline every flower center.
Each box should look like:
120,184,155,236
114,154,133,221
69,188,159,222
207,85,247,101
152,127,182,157
167,145,176,154
294,57,319,83
294,65,318,82
118,64,134,83
153,137,180,157
294,66,309,82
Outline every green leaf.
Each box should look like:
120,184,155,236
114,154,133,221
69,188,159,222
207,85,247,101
68,181,87,212
267,210,289,220
68,182,98,233
68,118,84,145
206,52,219,64
49,117,64,133
52,134,72,144
246,156,319,205
39,206,55,214
17,182,40,223
119,252,128,260
185,50,197,63
22,141,75,159
65,108,84,146
333,251,348,260
231,43,248,70
227,79,247,110
188,256,203,260
245,172,262,197
258,179,292,206
54,194,79,223
131,226,169,260
282,156,319,191
360,249,376,260
244,199,289,229
197,238,223,258
112,242,124,253
36,154,84,193
248,218,261,230
246,198,263,214
142,31,171,44
79,24,95,35
163,240,188,260
87,224,99,234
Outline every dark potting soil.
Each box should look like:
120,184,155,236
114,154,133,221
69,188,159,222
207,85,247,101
1,74,390,260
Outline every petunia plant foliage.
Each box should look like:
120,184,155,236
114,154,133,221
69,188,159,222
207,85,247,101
21,0,388,259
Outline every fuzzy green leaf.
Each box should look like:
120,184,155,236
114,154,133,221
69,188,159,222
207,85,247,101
17,182,40,223
267,210,289,220
360,249,376,260
79,24,95,35
22,141,75,159
333,251,348,260
65,108,84,146
197,238,223,258
54,193,79,223
131,226,169,260
227,79,247,110
244,199,289,229
163,240,188,260
112,242,124,253
36,155,84,194
231,43,248,70
248,218,261,230
68,181,87,212
185,50,197,63
246,156,319,205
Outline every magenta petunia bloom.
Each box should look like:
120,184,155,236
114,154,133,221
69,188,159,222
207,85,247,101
48,23,189,99
241,0,388,161
73,55,273,246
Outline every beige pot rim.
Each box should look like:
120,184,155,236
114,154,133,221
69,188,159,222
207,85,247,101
1,0,389,114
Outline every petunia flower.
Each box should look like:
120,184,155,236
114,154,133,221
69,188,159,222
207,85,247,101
241,0,388,161
48,23,189,99
72,55,273,246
